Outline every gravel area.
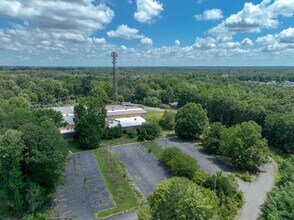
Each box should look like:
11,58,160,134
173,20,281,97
53,151,114,220
156,137,277,220
110,143,171,198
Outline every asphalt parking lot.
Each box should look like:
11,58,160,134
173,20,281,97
156,137,276,220
53,151,114,220
110,143,172,198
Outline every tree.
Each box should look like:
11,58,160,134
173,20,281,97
90,84,109,103
146,177,219,220
74,96,107,149
202,172,242,204
175,103,209,139
19,121,67,194
220,121,269,172
143,96,162,107
34,108,66,128
137,123,160,141
102,125,123,140
264,113,294,153
9,96,30,109
203,122,225,154
0,130,25,213
159,110,175,130
261,157,294,220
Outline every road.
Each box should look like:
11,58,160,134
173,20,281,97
135,104,166,112
156,137,277,220
237,162,276,220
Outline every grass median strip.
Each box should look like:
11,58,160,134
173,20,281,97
141,141,164,160
94,148,140,218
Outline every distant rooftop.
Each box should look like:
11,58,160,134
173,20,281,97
51,104,146,125
107,108,147,117
108,116,146,128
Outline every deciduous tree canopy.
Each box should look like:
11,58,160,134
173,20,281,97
74,96,106,149
220,121,269,172
175,103,209,139
146,177,219,220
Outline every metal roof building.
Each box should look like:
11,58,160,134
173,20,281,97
51,104,147,131
108,116,146,130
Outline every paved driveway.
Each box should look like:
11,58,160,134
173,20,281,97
110,144,171,198
156,137,277,220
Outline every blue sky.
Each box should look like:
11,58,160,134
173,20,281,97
0,0,293,66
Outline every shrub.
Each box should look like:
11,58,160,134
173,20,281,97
137,123,160,141
159,110,175,130
161,147,200,180
161,147,181,162
101,125,123,140
202,172,241,204
127,129,137,139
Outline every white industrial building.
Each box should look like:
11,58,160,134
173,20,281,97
51,104,147,138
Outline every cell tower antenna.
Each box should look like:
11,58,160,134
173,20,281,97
111,51,118,103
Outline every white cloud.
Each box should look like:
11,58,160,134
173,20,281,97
195,9,223,21
175,40,180,46
107,25,145,39
193,37,217,50
0,0,114,33
0,0,115,53
193,36,241,50
242,38,254,46
134,0,163,24
141,37,153,46
278,27,294,43
92,38,106,44
256,27,294,52
120,45,128,51
209,0,294,36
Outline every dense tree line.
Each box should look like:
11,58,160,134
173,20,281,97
261,157,294,219
0,98,67,216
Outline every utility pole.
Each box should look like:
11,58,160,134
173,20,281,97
111,51,118,103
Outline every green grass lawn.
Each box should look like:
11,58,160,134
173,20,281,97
94,148,141,218
67,135,137,153
100,134,137,147
146,110,163,125
141,141,164,160
67,140,85,153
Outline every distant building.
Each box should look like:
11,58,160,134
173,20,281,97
108,116,146,131
51,104,147,138
51,106,76,140
106,105,147,119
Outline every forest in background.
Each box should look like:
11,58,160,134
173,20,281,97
0,67,293,219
